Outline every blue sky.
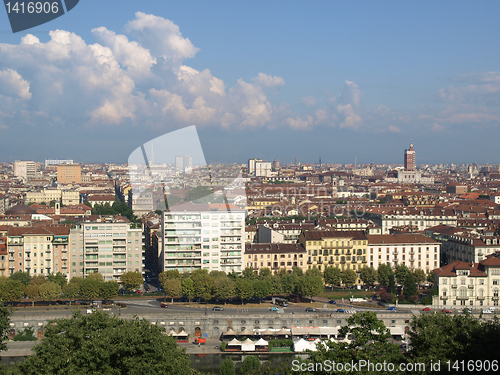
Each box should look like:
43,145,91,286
1,1,500,165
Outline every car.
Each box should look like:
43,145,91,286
388,307,397,311
442,309,452,314
329,300,337,304
305,308,316,312
336,309,346,313
270,306,280,312
482,308,493,314
212,306,224,311
422,307,431,311
135,290,143,295
160,302,168,308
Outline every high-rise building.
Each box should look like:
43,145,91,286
161,202,245,274
175,155,193,173
404,141,415,171
248,158,262,175
14,161,36,180
45,159,74,168
254,161,272,177
57,164,81,184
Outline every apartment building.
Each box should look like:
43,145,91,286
161,202,245,274
25,188,80,205
57,164,81,184
366,234,441,273
425,225,500,265
14,161,36,180
6,225,70,276
244,243,307,274
433,253,500,308
70,217,143,281
0,236,7,276
365,207,457,234
298,230,368,273
255,222,315,244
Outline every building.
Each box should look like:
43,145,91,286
248,159,262,175
404,142,415,171
433,253,500,308
70,217,143,280
244,243,307,274
255,161,272,178
161,202,245,274
25,188,80,206
6,225,71,276
175,155,193,174
298,230,368,274
0,236,7,276
45,159,74,168
128,187,164,217
366,234,441,273
425,225,500,265
255,222,315,244
14,161,36,180
57,164,81,184
446,183,468,195
365,207,457,234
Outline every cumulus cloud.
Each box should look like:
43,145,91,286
251,73,285,88
0,68,31,99
125,12,199,62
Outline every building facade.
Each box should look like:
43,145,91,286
14,161,36,180
244,243,307,274
161,202,245,274
433,254,500,308
57,164,81,184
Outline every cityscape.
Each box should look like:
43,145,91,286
1,1,500,374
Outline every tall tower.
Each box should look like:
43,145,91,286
404,140,415,171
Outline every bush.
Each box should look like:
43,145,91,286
268,338,293,350
220,341,227,351
13,326,37,341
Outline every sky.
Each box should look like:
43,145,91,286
1,1,500,165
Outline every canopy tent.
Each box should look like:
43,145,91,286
254,338,269,347
253,329,262,335
389,326,404,339
223,328,236,336
227,338,242,347
261,329,275,337
293,338,320,353
167,330,177,336
275,328,291,337
176,331,188,337
237,329,254,336
240,338,256,351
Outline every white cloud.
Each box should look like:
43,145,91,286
337,104,362,129
0,68,31,99
387,125,401,133
125,12,199,63
251,73,285,88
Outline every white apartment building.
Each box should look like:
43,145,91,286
14,161,36,180
70,217,143,281
255,161,272,177
366,234,441,273
433,254,500,308
161,202,245,274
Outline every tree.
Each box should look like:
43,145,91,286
359,266,377,286
341,269,357,286
9,271,31,287
209,270,227,280
305,268,322,278
220,358,235,375
305,312,405,375
296,276,323,302
99,281,119,301
79,278,102,302
62,280,81,305
239,355,261,375
184,185,213,202
162,279,182,303
280,273,298,295
120,271,143,291
30,275,46,286
426,271,435,283
258,268,271,278
376,264,393,287
86,272,104,281
395,264,411,285
0,303,11,353
402,272,418,301
323,266,341,288
47,272,68,289
242,267,258,280
192,272,214,302
162,270,181,280
235,278,254,304
19,310,191,375
253,279,272,303
38,281,62,301
0,280,24,303
214,278,235,305
24,283,40,307
269,274,283,296
413,269,426,285
181,278,194,302
292,267,304,277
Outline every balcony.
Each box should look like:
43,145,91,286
468,285,474,289
493,296,499,301
456,296,469,300
62,264,67,268
476,296,485,300
451,285,458,289
440,296,448,300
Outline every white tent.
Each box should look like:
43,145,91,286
293,338,319,353
254,338,269,347
240,338,256,351
224,328,236,336
227,338,242,348
389,326,404,339
176,331,188,338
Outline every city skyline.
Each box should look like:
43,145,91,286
1,1,500,164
